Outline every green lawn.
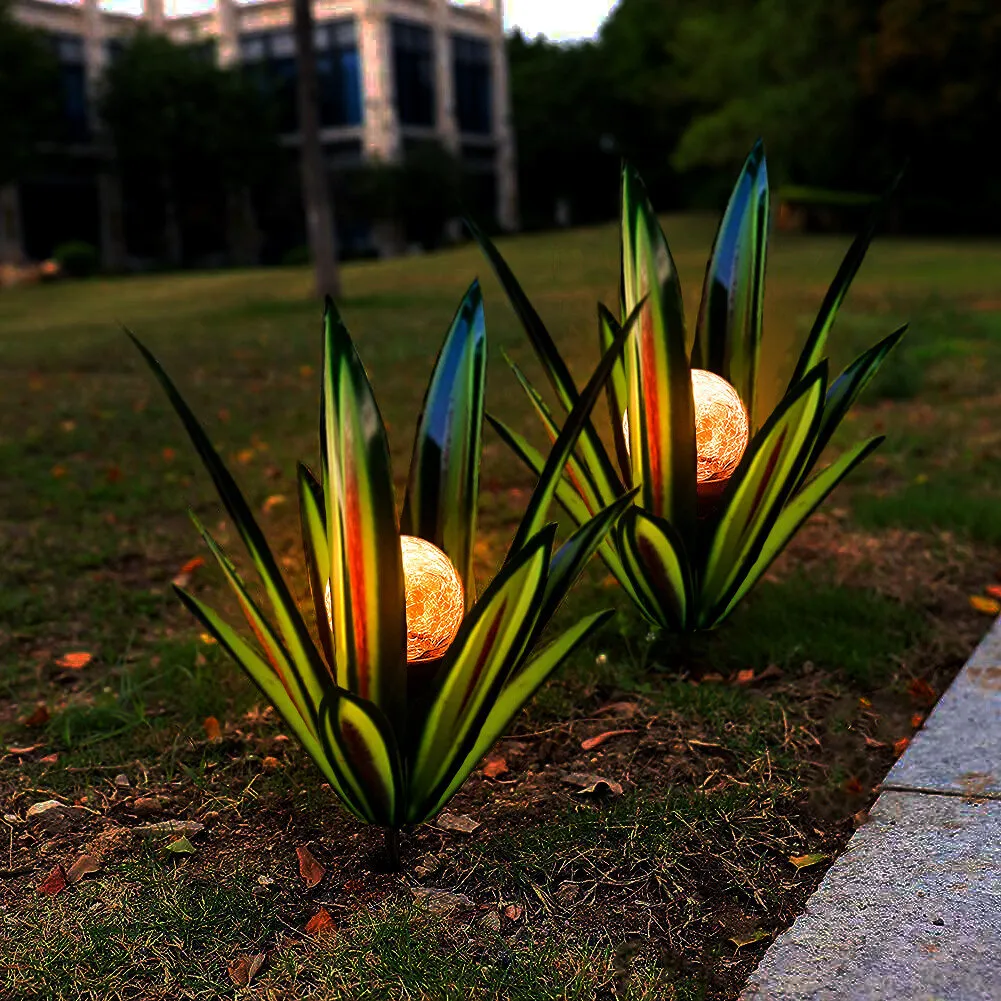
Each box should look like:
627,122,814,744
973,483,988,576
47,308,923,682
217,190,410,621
1,219,1000,1000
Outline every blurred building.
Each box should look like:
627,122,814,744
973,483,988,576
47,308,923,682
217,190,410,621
1,0,517,268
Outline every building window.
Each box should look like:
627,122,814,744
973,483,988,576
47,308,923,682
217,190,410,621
239,20,362,133
453,35,491,135
391,19,434,128
47,33,89,142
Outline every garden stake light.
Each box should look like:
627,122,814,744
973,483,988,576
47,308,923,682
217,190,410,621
476,141,907,635
128,280,642,868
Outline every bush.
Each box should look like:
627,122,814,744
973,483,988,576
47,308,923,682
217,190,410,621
53,240,99,278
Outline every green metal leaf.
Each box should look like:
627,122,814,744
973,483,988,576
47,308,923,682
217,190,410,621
505,303,639,562
691,140,769,429
716,436,885,624
297,462,334,672
416,609,614,823
699,364,827,626
615,507,693,631
599,304,632,485
620,163,697,537
127,331,329,725
532,488,640,641
400,280,486,611
467,217,625,507
503,350,613,517
408,526,555,810
788,169,904,389
801,325,907,481
485,413,632,588
175,588,368,822
319,689,404,827
319,299,407,731
187,511,329,729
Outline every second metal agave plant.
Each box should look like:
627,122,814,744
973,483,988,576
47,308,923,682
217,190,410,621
128,282,639,865
478,141,906,633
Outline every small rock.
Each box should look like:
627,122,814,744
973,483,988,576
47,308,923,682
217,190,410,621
25,800,88,833
131,798,163,817
114,774,130,789
478,910,502,932
412,888,475,915
435,811,481,835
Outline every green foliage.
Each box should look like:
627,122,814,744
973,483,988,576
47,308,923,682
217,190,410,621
481,146,905,634
131,281,637,833
54,240,99,279
0,0,58,186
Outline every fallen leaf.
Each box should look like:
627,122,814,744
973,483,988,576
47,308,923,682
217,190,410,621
986,584,1001,601
479,910,502,932
730,928,770,948
858,696,872,709
172,557,206,588
236,448,255,465
970,595,1001,616
700,672,724,684
55,651,92,670
412,888,475,914
853,809,870,827
61,419,76,432
65,854,101,884
863,735,887,749
50,464,67,478
910,713,925,729
734,669,755,685
757,664,784,682
304,907,335,937
300,364,314,378
482,756,508,778
789,853,828,870
228,952,267,987
199,632,217,645
907,677,937,707
893,736,911,758
165,836,196,854
37,865,67,895
581,729,636,751
435,812,481,834
297,845,325,887
8,745,42,755
23,704,49,727
162,447,176,462
597,701,639,718
261,756,280,770
504,904,524,921
561,772,623,796
203,717,221,741
262,494,286,514
39,753,59,765
843,776,863,796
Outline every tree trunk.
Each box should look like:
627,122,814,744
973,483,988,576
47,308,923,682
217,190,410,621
292,0,341,300
162,168,183,269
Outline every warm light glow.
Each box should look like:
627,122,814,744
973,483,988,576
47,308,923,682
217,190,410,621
325,536,464,664
622,369,749,484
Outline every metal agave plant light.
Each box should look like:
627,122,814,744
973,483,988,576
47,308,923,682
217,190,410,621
129,281,640,867
479,141,906,634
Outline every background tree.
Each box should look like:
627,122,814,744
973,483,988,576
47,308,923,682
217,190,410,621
292,0,340,297
0,0,58,188
100,32,278,266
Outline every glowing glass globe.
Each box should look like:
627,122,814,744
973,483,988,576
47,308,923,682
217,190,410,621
325,535,464,664
622,369,749,485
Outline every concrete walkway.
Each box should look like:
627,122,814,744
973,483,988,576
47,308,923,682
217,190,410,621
743,616,1001,1001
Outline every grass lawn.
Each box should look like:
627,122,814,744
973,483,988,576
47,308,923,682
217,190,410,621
1,217,1000,1000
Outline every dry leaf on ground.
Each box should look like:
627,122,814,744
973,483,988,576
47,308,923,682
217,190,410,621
202,717,221,741
581,730,636,751
304,907,335,937
435,812,481,834
482,756,508,778
55,652,92,670
561,772,623,796
789,853,829,870
227,953,266,987
22,705,49,727
65,854,101,884
36,865,67,895
969,595,1001,615
296,845,325,887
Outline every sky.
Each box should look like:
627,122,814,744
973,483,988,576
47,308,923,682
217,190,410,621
97,0,620,41
502,0,618,41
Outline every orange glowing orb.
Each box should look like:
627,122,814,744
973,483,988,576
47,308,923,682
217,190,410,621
325,535,464,664
622,369,749,484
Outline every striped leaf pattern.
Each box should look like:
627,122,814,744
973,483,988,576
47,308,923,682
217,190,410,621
400,280,486,610
320,299,407,731
620,164,697,538
691,140,769,429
